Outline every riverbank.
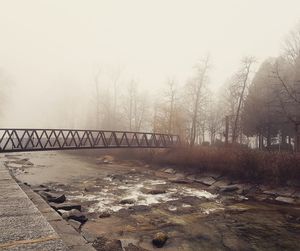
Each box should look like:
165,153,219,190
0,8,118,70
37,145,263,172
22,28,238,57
2,151,300,251
106,147,300,186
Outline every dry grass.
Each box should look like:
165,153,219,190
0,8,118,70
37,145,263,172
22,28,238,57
111,147,300,185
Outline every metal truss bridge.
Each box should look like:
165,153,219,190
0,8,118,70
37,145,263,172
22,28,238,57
0,128,180,153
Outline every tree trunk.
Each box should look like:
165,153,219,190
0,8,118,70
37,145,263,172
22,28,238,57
259,132,264,150
232,58,254,143
190,60,209,146
225,116,229,145
295,124,299,152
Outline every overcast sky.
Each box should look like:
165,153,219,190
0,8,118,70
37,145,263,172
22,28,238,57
0,0,300,127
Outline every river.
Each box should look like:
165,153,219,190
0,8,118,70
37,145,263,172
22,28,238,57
2,151,300,251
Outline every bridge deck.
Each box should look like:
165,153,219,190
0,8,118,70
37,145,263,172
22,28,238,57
0,129,180,153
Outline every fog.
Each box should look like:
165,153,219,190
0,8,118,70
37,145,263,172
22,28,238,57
0,0,300,136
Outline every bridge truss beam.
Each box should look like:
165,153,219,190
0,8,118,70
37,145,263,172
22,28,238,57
0,129,180,153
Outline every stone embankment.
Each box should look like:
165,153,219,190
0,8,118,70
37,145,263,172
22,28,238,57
0,162,95,251
0,163,67,250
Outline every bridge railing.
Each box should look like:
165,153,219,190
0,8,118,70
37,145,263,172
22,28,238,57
0,128,180,152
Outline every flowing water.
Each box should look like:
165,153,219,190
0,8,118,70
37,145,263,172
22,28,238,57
2,151,300,251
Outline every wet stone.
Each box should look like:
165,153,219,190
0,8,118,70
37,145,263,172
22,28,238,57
168,177,191,184
143,189,166,195
181,196,208,205
68,219,82,231
108,174,126,182
97,155,114,164
124,243,149,251
262,189,278,196
39,191,66,203
120,198,136,205
213,179,232,188
219,184,240,193
50,202,82,211
128,205,150,212
276,188,296,197
33,186,51,193
275,196,295,204
186,174,196,181
117,208,133,217
293,191,300,199
62,209,88,223
254,194,269,202
92,236,123,251
202,172,222,179
168,205,177,211
99,211,111,218
194,176,216,186
163,168,176,174
152,232,168,248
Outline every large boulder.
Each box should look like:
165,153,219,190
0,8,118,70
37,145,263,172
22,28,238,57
49,202,81,211
61,209,88,223
152,232,168,248
39,191,66,203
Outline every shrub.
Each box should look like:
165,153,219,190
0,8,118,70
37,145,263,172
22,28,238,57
110,146,300,185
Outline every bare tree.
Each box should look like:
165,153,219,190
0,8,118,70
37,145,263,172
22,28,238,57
110,66,122,129
207,95,223,144
232,57,255,143
94,68,101,129
189,56,210,146
0,68,13,126
125,80,137,130
273,59,300,151
283,22,300,65
165,78,176,134
123,80,149,132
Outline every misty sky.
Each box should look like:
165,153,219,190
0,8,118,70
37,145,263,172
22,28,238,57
1,0,300,128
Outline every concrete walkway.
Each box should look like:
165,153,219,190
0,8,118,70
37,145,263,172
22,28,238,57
19,184,95,251
0,164,67,250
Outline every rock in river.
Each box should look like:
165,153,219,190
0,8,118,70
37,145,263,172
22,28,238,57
50,202,81,211
92,236,123,251
168,177,191,184
143,189,166,195
275,196,295,204
99,211,111,218
194,176,216,186
152,232,168,248
61,209,88,223
39,191,66,203
164,168,176,174
120,198,135,204
125,243,149,251
219,184,240,193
